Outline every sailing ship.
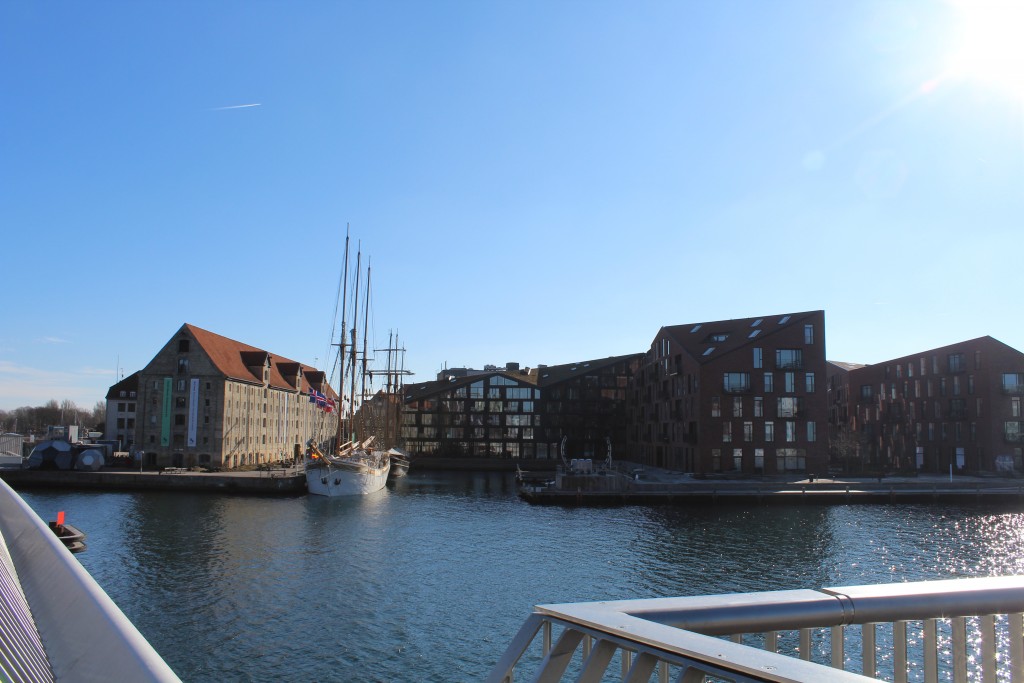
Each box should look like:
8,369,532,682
305,231,390,496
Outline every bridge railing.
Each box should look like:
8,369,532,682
487,575,1024,683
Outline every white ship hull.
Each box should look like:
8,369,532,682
306,452,390,496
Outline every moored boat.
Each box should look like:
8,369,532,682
306,439,389,496
304,229,393,497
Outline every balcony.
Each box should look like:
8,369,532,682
488,575,1024,683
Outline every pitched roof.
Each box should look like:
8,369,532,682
852,335,1024,369
182,324,337,399
827,360,866,372
660,310,822,363
534,353,642,386
404,369,538,401
105,371,139,400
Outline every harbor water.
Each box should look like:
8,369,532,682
19,472,1024,682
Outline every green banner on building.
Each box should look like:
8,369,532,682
160,377,173,447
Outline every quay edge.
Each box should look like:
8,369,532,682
519,480,1024,506
0,469,307,495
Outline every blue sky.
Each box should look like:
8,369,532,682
1,1,1022,411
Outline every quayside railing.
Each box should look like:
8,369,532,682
488,575,1024,683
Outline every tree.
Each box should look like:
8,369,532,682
90,400,106,431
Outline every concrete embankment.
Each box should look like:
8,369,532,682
520,476,1024,506
0,469,307,496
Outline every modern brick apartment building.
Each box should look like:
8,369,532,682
626,311,829,475
111,324,336,469
837,337,1024,474
401,354,641,461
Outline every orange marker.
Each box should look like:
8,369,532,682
56,511,65,526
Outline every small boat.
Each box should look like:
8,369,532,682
48,518,87,553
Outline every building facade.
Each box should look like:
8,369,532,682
105,372,139,451
112,324,336,469
402,364,541,458
401,355,641,461
839,337,1024,474
627,311,829,475
535,355,642,461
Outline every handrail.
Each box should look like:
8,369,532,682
490,576,1024,682
0,479,181,682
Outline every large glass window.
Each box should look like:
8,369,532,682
469,382,484,399
1006,422,1021,442
777,397,803,418
724,372,751,393
776,448,806,471
785,421,797,442
776,349,803,369
1003,374,1024,393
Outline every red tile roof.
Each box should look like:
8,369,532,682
182,324,337,399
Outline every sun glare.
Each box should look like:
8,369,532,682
947,0,1024,98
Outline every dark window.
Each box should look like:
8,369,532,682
723,373,751,393
948,353,965,372
776,349,803,370
178,339,190,352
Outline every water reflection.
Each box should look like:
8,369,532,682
17,481,1024,682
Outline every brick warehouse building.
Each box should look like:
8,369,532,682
835,336,1024,474
111,324,337,469
626,311,828,475
401,354,641,461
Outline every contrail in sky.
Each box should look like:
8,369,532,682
211,103,262,110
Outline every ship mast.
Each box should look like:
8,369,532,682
333,227,351,452
348,246,361,444
360,261,372,435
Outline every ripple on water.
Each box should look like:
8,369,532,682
20,477,1024,682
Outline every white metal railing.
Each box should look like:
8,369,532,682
0,479,181,682
488,576,1024,682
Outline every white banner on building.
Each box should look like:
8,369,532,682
188,378,200,447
